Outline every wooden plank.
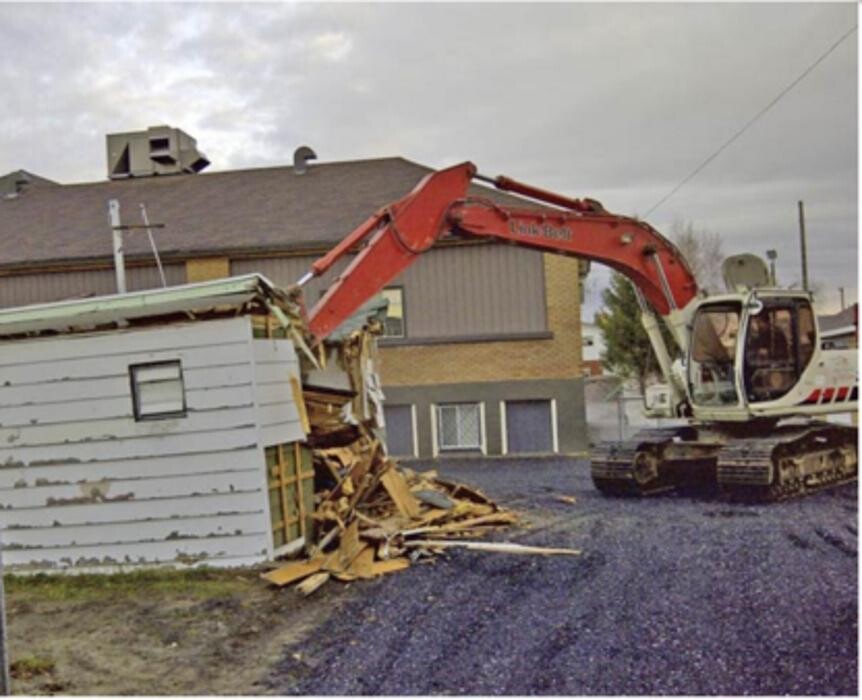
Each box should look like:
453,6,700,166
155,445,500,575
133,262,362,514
277,444,291,546
400,512,519,537
322,520,367,574
294,443,308,541
403,540,582,556
417,508,452,524
346,547,376,579
432,476,494,504
296,572,330,596
380,468,421,519
368,558,411,576
289,375,311,435
261,557,325,587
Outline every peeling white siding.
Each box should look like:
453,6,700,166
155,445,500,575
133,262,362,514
251,338,304,448
0,316,305,572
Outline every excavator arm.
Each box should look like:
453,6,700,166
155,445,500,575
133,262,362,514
301,161,698,346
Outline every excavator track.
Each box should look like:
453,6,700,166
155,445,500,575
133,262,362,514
592,421,857,502
717,422,858,501
591,426,710,496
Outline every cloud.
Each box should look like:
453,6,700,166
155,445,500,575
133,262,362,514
0,1,856,312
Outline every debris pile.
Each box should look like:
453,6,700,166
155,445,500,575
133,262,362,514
263,419,523,594
264,289,580,595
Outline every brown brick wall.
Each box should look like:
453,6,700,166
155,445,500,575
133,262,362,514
380,254,583,386
186,257,230,282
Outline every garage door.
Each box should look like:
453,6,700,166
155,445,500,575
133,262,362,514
505,400,554,454
384,404,415,457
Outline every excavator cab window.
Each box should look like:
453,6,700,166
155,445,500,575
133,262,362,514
689,303,741,406
743,298,815,403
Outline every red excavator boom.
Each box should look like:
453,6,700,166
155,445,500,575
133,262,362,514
303,161,697,343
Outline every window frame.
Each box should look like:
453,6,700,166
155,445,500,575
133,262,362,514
436,401,484,452
381,286,406,339
743,298,814,404
129,359,187,421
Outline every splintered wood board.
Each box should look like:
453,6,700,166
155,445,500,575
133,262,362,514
380,468,421,519
289,374,311,435
346,547,377,579
296,571,330,596
404,540,582,556
261,557,325,587
369,558,411,576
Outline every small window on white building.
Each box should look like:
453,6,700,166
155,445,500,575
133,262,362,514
381,287,405,338
437,402,482,451
130,360,186,420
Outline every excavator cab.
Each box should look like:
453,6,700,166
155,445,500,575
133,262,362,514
687,292,817,410
688,301,742,407
741,294,816,404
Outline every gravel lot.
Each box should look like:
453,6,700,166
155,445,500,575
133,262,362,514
266,457,857,695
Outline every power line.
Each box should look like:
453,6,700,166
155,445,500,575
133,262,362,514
644,23,857,218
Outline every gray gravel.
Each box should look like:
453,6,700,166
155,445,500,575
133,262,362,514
266,457,857,695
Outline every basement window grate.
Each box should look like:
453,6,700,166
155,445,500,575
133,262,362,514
437,402,482,450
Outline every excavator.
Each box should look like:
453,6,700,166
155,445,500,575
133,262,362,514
294,161,857,501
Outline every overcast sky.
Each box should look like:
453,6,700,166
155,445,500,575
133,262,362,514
0,2,856,316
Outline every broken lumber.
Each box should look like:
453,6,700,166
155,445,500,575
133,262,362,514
368,558,411,576
403,540,582,556
296,572,330,596
261,557,324,587
379,466,421,518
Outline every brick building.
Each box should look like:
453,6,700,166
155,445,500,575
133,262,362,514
0,127,589,458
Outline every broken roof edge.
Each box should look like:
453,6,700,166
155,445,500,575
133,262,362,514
0,273,297,339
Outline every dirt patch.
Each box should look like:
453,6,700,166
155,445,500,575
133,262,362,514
5,568,346,695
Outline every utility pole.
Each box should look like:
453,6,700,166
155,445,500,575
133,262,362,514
108,199,126,294
0,531,10,695
797,200,809,291
766,249,778,286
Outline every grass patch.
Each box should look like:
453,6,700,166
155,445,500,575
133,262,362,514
4,567,260,603
10,655,55,679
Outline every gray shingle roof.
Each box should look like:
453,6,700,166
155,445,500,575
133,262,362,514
0,157,546,270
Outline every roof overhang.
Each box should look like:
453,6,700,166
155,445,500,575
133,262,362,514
0,274,297,339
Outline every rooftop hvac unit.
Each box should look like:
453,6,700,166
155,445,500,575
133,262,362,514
107,126,210,179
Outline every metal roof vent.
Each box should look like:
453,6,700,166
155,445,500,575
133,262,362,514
293,146,317,175
107,126,210,179
0,170,32,199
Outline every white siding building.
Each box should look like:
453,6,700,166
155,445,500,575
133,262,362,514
0,275,314,572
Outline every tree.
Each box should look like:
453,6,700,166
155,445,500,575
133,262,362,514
670,219,725,293
596,220,722,390
595,273,677,392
